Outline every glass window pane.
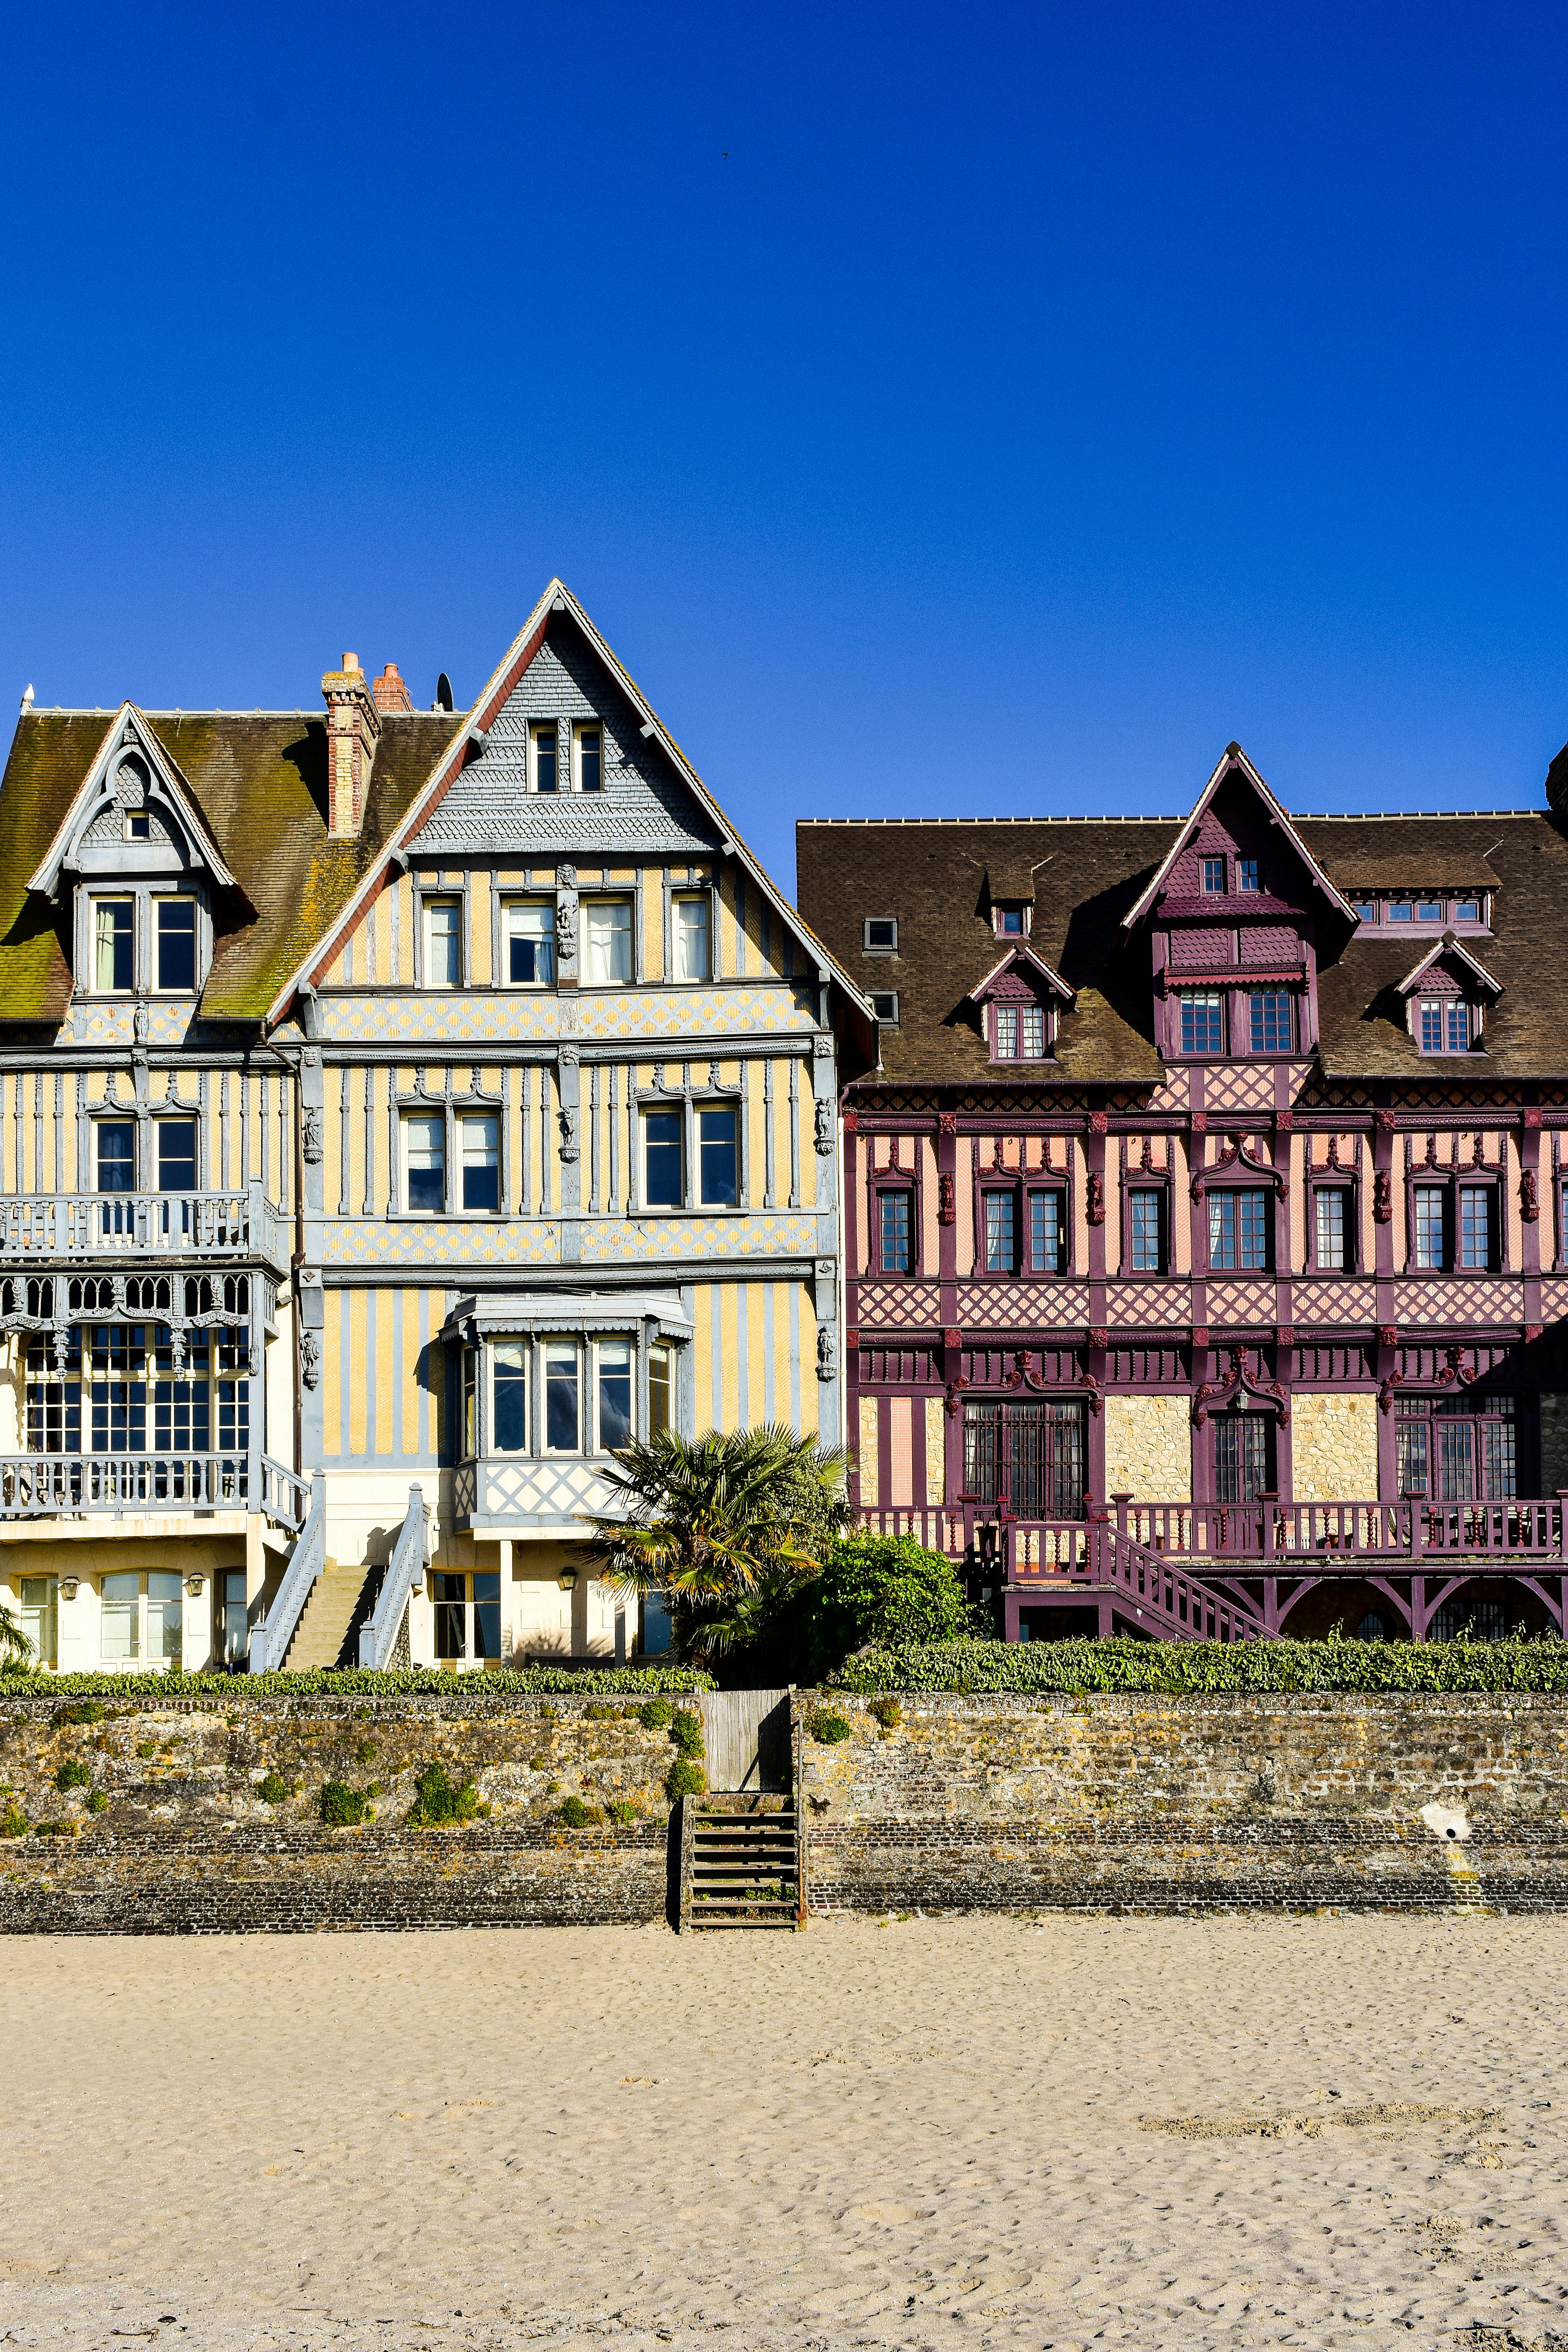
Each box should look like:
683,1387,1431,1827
1389,900,1413,922
1215,1415,1270,1504
1458,1185,1493,1270
984,1192,1015,1274
673,896,710,981
598,1339,633,1451
1419,999,1443,1051
1414,1186,1446,1268
148,1570,182,1663
460,1114,500,1212
644,1110,682,1207
994,1006,1018,1059
221,1569,248,1666
1249,992,1292,1053
423,899,460,986
157,1120,197,1193
577,727,601,793
506,901,554,986
433,1570,467,1658
1238,1190,1268,1268
101,1571,140,1661
1179,993,1223,1054
1201,856,1225,894
698,1107,737,1205
534,728,558,793
404,1114,446,1212
584,899,632,984
95,900,134,991
648,1342,674,1436
493,1341,527,1453
1130,1189,1162,1272
1236,858,1259,892
18,1577,56,1668
1029,1190,1065,1272
472,1571,502,1658
155,899,197,991
880,1189,911,1272
1396,1416,1429,1496
1020,1005,1045,1057
1417,900,1442,922
545,1343,579,1451
1455,898,1481,922
1315,1188,1347,1269
96,1120,136,1194
1447,1000,1471,1052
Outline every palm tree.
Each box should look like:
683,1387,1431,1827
0,1600,33,1669
582,1423,849,1664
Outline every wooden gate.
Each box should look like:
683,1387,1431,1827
702,1688,791,1791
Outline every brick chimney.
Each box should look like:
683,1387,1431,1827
321,652,381,840
372,660,414,715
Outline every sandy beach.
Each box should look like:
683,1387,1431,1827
0,1914,1562,2352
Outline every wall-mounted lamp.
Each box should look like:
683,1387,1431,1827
59,1575,79,1602
185,1573,205,1598
557,1566,578,1594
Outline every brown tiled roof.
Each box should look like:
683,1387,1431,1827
1322,853,1502,891
797,809,1568,1087
0,709,466,1028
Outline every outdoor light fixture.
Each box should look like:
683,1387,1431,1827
185,1573,205,1598
557,1565,578,1594
59,1576,79,1601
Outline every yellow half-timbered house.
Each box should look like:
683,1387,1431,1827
0,583,871,1672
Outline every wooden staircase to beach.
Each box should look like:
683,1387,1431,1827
683,1800,802,1931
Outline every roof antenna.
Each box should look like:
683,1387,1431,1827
19,684,33,714
435,673,454,713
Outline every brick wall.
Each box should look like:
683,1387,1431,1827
0,1692,677,1933
797,1690,1568,1915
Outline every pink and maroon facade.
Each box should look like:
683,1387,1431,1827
797,744,1568,1643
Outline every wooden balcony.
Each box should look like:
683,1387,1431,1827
0,1185,287,1272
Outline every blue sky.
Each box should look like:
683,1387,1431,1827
2,2,1567,886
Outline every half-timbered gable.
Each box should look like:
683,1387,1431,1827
800,740,1568,1647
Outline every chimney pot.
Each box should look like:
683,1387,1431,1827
371,659,415,716
343,651,361,673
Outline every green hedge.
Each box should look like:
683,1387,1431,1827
831,1635,1568,1695
0,1665,712,1704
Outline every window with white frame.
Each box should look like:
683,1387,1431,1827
403,1113,447,1212
574,722,603,792
18,1577,56,1668
423,897,462,988
95,1118,137,1194
460,1113,500,1211
155,898,197,992
649,1341,675,1434
504,899,554,987
672,894,710,981
698,1107,738,1204
93,898,135,992
643,1110,682,1206
101,1569,183,1666
1416,996,1475,1053
640,1103,739,1208
433,1569,501,1660
156,1118,197,1194
466,1333,645,1461
543,1340,580,1451
584,897,632,984
531,723,559,794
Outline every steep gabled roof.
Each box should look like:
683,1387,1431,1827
967,943,1075,1004
265,579,874,1037
1122,743,1360,929
1393,933,1505,999
28,703,241,899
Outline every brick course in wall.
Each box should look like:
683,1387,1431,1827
796,1690,1568,1915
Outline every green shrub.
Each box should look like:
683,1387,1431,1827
796,1534,973,1679
664,1757,706,1801
406,1759,482,1829
831,1634,1568,1695
53,1759,90,1793
51,1701,106,1728
869,1698,902,1734
85,1790,108,1815
638,1698,675,1731
807,1707,853,1744
319,1780,371,1827
365,1781,383,1799
33,1819,77,1838
607,1799,639,1824
555,1794,603,1827
0,1665,713,1701
255,1772,287,1805
669,1708,704,1758
135,1742,156,1759
0,1805,26,1838
355,1739,377,1763
584,1703,619,1721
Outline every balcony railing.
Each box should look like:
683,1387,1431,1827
0,1184,286,1268
0,1449,307,1523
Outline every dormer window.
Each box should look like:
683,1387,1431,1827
992,1003,1047,1060
94,899,134,993
1417,997,1476,1053
863,918,898,954
1235,858,1260,893
1351,897,1376,923
1201,856,1226,894
155,899,197,993
994,904,1028,936
124,810,151,843
1455,897,1481,923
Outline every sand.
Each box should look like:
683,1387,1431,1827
0,1915,1563,2352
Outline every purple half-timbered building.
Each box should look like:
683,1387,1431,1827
797,743,1568,1644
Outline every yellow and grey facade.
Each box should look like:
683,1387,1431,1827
0,584,871,1670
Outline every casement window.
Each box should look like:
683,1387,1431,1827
598,1339,634,1448
95,1119,137,1195
1178,992,1224,1055
460,1114,501,1212
101,1569,183,1666
863,918,897,954
1458,1183,1496,1271
493,1342,528,1451
1129,1187,1165,1272
574,723,603,793
544,1341,580,1451
1416,997,1475,1053
641,1104,737,1208
18,1577,56,1669
423,897,462,988
1315,1187,1351,1270
154,899,197,992
156,1119,197,1194
583,898,632,984
672,894,710,982
403,1113,447,1213
878,1188,913,1273
94,899,135,992
649,1342,675,1436
504,900,554,987
643,1111,682,1208
531,723,559,794
1028,1189,1067,1273
1201,856,1226,895
1249,991,1293,1053
1208,1189,1270,1271
992,1002,1047,1061
433,1569,502,1662
982,1190,1016,1274
1413,1184,1447,1268
697,1108,738,1205
1351,897,1376,923
464,1333,648,1465
1454,897,1482,923
1396,1391,1517,1500
1214,1414,1272,1504
1235,858,1260,893
963,1399,1087,1519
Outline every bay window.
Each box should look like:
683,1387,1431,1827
493,1342,528,1451
649,1342,675,1436
544,1342,579,1451
598,1339,634,1449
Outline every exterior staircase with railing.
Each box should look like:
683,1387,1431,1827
681,1796,802,1930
